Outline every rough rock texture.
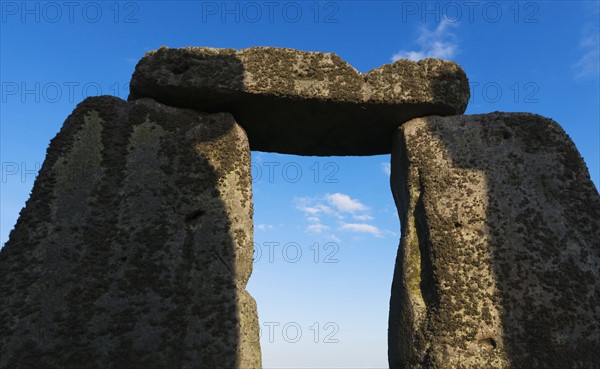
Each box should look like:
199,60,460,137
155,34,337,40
389,113,600,369
129,46,470,155
0,96,261,369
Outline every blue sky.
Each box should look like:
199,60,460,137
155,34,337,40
1,1,598,368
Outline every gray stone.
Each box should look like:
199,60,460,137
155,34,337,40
0,96,261,369
129,46,470,155
389,113,600,368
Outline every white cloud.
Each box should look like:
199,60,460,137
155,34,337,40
381,163,391,176
256,224,274,231
325,193,368,213
306,223,330,233
392,20,459,62
294,194,391,239
574,23,600,80
353,214,374,221
294,197,339,217
300,206,322,215
339,223,382,236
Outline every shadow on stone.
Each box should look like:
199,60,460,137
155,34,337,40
0,96,260,368
388,71,600,368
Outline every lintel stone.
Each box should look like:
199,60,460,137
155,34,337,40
129,46,470,156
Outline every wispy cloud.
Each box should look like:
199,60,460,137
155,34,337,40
327,234,342,243
392,20,459,62
339,223,381,236
381,163,391,176
295,198,335,233
295,198,340,218
306,223,330,233
256,224,274,231
574,22,600,80
353,214,374,221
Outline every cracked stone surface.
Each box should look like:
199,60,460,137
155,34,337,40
129,46,470,155
389,113,600,369
0,96,261,369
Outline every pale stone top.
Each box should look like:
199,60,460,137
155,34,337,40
129,46,470,155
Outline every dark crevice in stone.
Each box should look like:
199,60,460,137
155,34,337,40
185,209,206,225
414,174,439,312
478,337,498,350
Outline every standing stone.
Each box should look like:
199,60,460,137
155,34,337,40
389,113,600,368
0,96,261,369
129,46,470,155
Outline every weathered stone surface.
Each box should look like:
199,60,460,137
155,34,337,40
0,96,261,369
129,46,469,155
389,113,600,368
